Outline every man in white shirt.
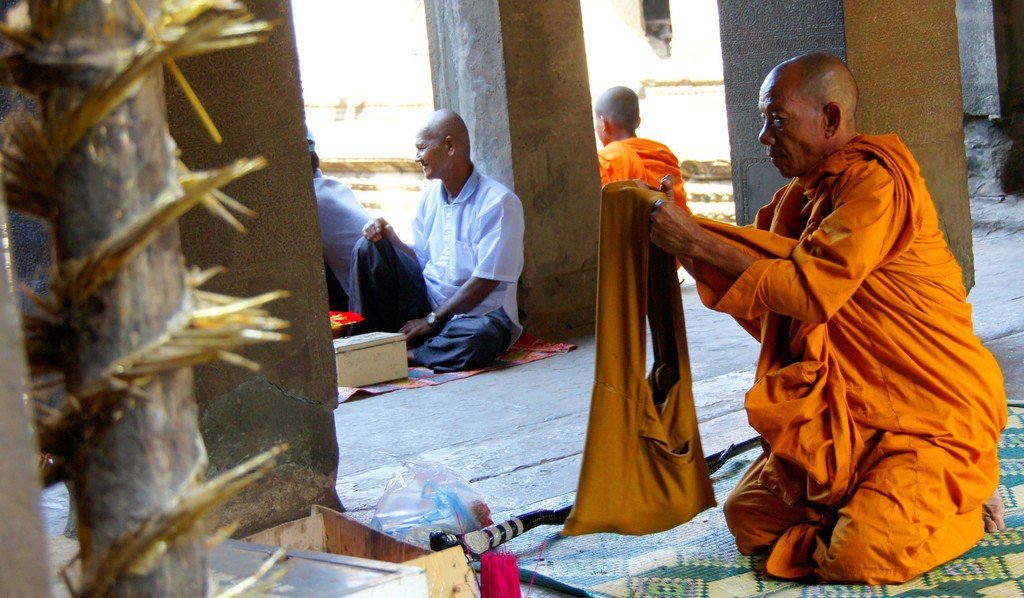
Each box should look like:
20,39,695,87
349,109,525,372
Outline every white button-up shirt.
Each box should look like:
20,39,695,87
412,168,525,344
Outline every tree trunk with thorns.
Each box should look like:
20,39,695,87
45,1,206,593
5,1,280,594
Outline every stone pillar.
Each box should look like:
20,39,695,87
994,0,1024,137
843,0,974,287
0,193,48,596
717,0,975,286
957,0,1001,117
425,0,601,335
717,1,846,226
992,1,1024,195
165,0,341,535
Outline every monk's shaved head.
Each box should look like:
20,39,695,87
595,86,641,132
758,53,859,177
772,53,858,125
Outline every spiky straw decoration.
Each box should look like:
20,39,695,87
55,157,265,306
34,267,289,454
216,547,288,598
0,3,271,217
0,1,300,595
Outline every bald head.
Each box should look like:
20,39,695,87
758,53,859,177
421,108,471,157
594,87,640,144
415,109,473,195
595,86,640,130
771,53,858,126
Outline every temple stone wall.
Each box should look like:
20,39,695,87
717,0,975,287
958,0,1001,117
995,0,1024,137
165,0,341,536
425,0,601,335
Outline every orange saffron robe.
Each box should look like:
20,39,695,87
598,137,690,212
693,135,1006,584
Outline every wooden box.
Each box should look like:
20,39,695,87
245,506,476,597
333,332,408,387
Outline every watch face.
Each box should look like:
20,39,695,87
427,313,437,326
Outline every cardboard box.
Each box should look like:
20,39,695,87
245,506,476,597
334,332,408,387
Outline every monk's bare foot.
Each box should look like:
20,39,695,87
983,490,1006,532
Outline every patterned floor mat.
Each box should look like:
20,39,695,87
507,407,1024,597
338,333,576,402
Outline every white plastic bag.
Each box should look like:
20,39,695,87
370,461,493,548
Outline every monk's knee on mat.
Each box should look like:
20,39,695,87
724,493,778,555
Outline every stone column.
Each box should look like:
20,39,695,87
843,1,974,286
717,0,846,226
0,193,48,596
957,0,1001,118
957,1,1024,200
994,0,1024,137
425,0,601,335
165,0,341,535
717,0,975,286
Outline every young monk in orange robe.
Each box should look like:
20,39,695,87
650,53,1007,584
594,86,690,212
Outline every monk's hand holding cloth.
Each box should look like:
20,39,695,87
658,174,676,204
650,199,703,258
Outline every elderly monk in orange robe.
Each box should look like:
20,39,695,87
595,86,690,212
650,52,1008,584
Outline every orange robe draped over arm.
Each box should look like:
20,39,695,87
598,137,689,212
693,134,1007,584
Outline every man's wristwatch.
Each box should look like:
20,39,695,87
425,312,442,330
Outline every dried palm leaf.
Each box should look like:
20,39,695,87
0,21,40,50
71,283,288,397
216,547,287,598
34,375,161,457
158,0,248,28
163,22,273,58
71,444,288,598
56,156,265,306
1,112,57,219
29,0,83,42
188,265,227,288
23,313,62,373
154,3,274,60
178,159,257,232
52,12,237,160
128,0,224,143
